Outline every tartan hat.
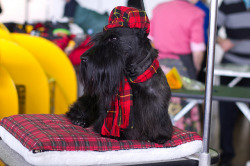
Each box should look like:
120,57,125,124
103,6,150,34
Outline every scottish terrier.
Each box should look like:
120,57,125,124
67,28,173,143
66,7,173,144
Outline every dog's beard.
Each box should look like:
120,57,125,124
79,28,155,109
80,43,125,109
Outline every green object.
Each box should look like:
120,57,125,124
181,76,205,91
74,5,109,35
52,28,70,36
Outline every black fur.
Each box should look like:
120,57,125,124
66,27,173,144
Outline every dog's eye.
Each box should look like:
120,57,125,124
108,36,117,42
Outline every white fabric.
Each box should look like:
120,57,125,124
190,42,206,52
0,126,202,166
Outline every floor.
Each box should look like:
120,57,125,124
209,101,250,166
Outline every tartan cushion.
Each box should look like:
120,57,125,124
0,114,202,152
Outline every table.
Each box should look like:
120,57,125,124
171,85,250,122
171,64,250,123
214,64,250,122
214,64,250,87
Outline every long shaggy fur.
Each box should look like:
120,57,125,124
66,27,173,144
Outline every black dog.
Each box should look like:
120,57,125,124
66,27,173,144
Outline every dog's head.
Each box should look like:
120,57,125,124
79,6,157,105
81,28,156,90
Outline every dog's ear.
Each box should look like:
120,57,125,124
88,31,107,46
134,28,148,40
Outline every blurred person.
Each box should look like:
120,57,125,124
190,0,209,47
150,0,205,79
64,0,78,22
217,0,250,165
190,0,210,82
150,0,206,133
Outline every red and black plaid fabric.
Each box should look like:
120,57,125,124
103,6,150,34
0,114,202,152
101,59,160,137
129,59,159,83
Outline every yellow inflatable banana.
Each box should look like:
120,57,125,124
12,33,77,114
0,65,19,119
0,24,13,41
0,39,50,114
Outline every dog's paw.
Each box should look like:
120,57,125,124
66,105,89,128
68,113,90,128
71,119,88,128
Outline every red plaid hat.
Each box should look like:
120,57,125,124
103,6,150,34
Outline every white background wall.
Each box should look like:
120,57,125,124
0,0,168,24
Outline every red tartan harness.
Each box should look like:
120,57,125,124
101,59,160,137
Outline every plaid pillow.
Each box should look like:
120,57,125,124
0,114,202,152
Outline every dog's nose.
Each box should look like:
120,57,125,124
81,56,88,62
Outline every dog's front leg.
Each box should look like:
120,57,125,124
66,95,99,127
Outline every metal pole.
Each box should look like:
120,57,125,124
199,0,219,165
